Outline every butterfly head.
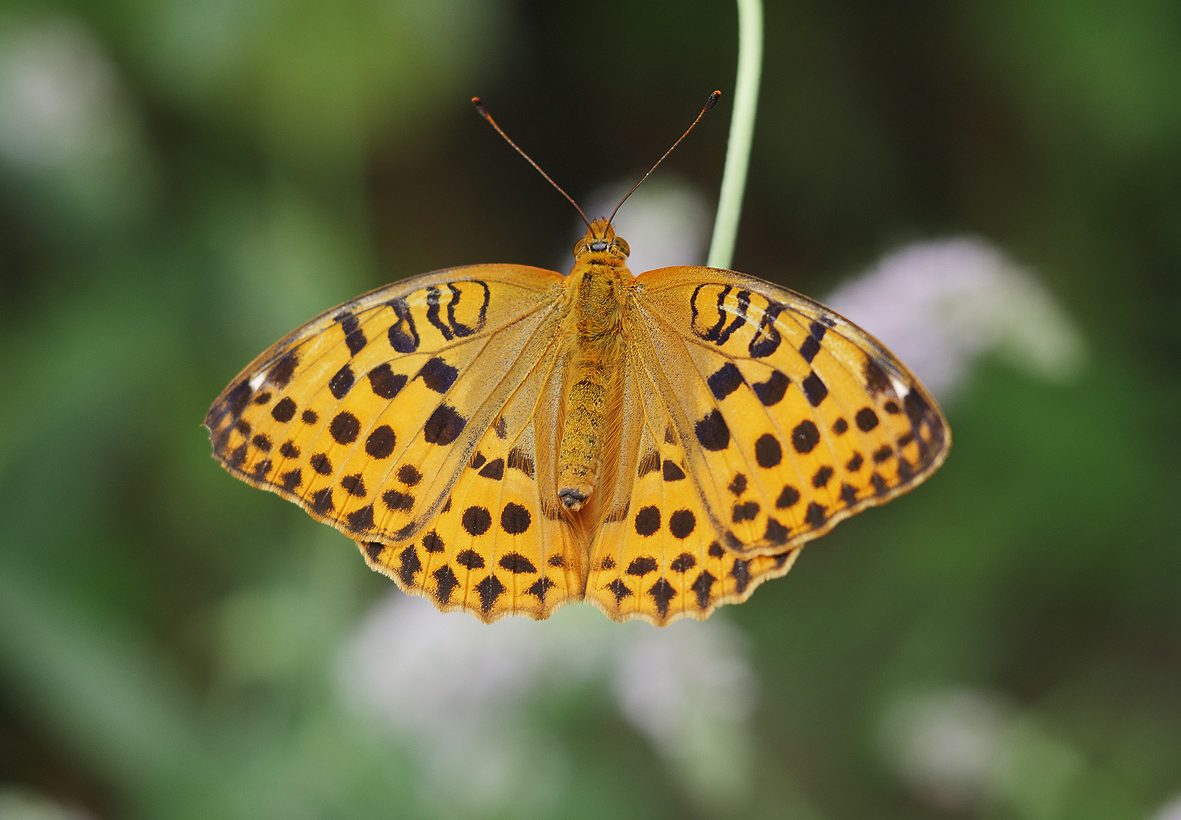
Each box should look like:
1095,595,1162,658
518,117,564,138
574,217,630,265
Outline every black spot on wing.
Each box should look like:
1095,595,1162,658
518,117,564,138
500,502,531,534
649,578,676,618
763,517,790,545
694,410,730,451
268,352,298,387
731,559,752,594
691,571,716,608
752,370,788,406
212,381,252,428
330,412,360,444
310,487,334,515
840,483,858,506
801,372,828,407
755,434,782,468
805,502,826,528
707,363,744,400
728,473,747,496
418,357,459,393
345,329,367,356
526,577,555,603
634,506,660,536
364,425,396,458
856,407,879,432
395,546,421,586
791,421,820,454
433,565,459,604
662,460,686,481
462,506,492,536
456,549,484,569
346,503,375,532
367,364,407,399
475,575,506,613
340,474,367,497
423,405,465,445
478,458,505,480
607,579,633,604
776,485,800,508
668,510,696,539
799,335,820,364
627,557,657,576
499,552,536,574
732,500,760,523
271,397,296,422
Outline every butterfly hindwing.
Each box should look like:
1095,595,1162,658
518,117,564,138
354,339,583,622
584,351,800,623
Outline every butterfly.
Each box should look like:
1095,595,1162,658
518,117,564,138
205,92,950,625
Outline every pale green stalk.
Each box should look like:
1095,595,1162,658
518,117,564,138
707,0,763,269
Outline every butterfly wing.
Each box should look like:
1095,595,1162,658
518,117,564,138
583,341,801,623
584,265,949,623
206,264,583,621
355,333,585,621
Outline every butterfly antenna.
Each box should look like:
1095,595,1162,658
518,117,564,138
607,90,722,225
472,97,593,232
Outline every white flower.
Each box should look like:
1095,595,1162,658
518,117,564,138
879,688,1011,811
336,594,758,813
826,238,1086,397
0,16,132,170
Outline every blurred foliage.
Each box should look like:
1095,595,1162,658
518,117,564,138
1,1,1179,818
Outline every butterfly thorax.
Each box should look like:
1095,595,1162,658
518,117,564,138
555,220,632,512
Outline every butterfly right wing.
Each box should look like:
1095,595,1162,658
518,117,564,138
356,330,587,622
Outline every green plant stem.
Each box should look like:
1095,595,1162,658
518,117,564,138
707,0,763,270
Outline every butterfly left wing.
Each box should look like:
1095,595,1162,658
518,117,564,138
583,343,800,623
585,265,949,623
630,266,949,557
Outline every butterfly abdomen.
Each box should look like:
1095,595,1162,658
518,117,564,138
556,264,628,511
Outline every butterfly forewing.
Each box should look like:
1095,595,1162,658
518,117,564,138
205,264,572,551
626,266,950,559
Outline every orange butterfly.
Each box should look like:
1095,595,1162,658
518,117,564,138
206,92,950,625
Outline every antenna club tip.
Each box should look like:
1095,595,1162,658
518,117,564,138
706,90,722,108
471,96,487,113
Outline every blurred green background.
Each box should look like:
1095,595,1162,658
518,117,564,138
2,1,1179,818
